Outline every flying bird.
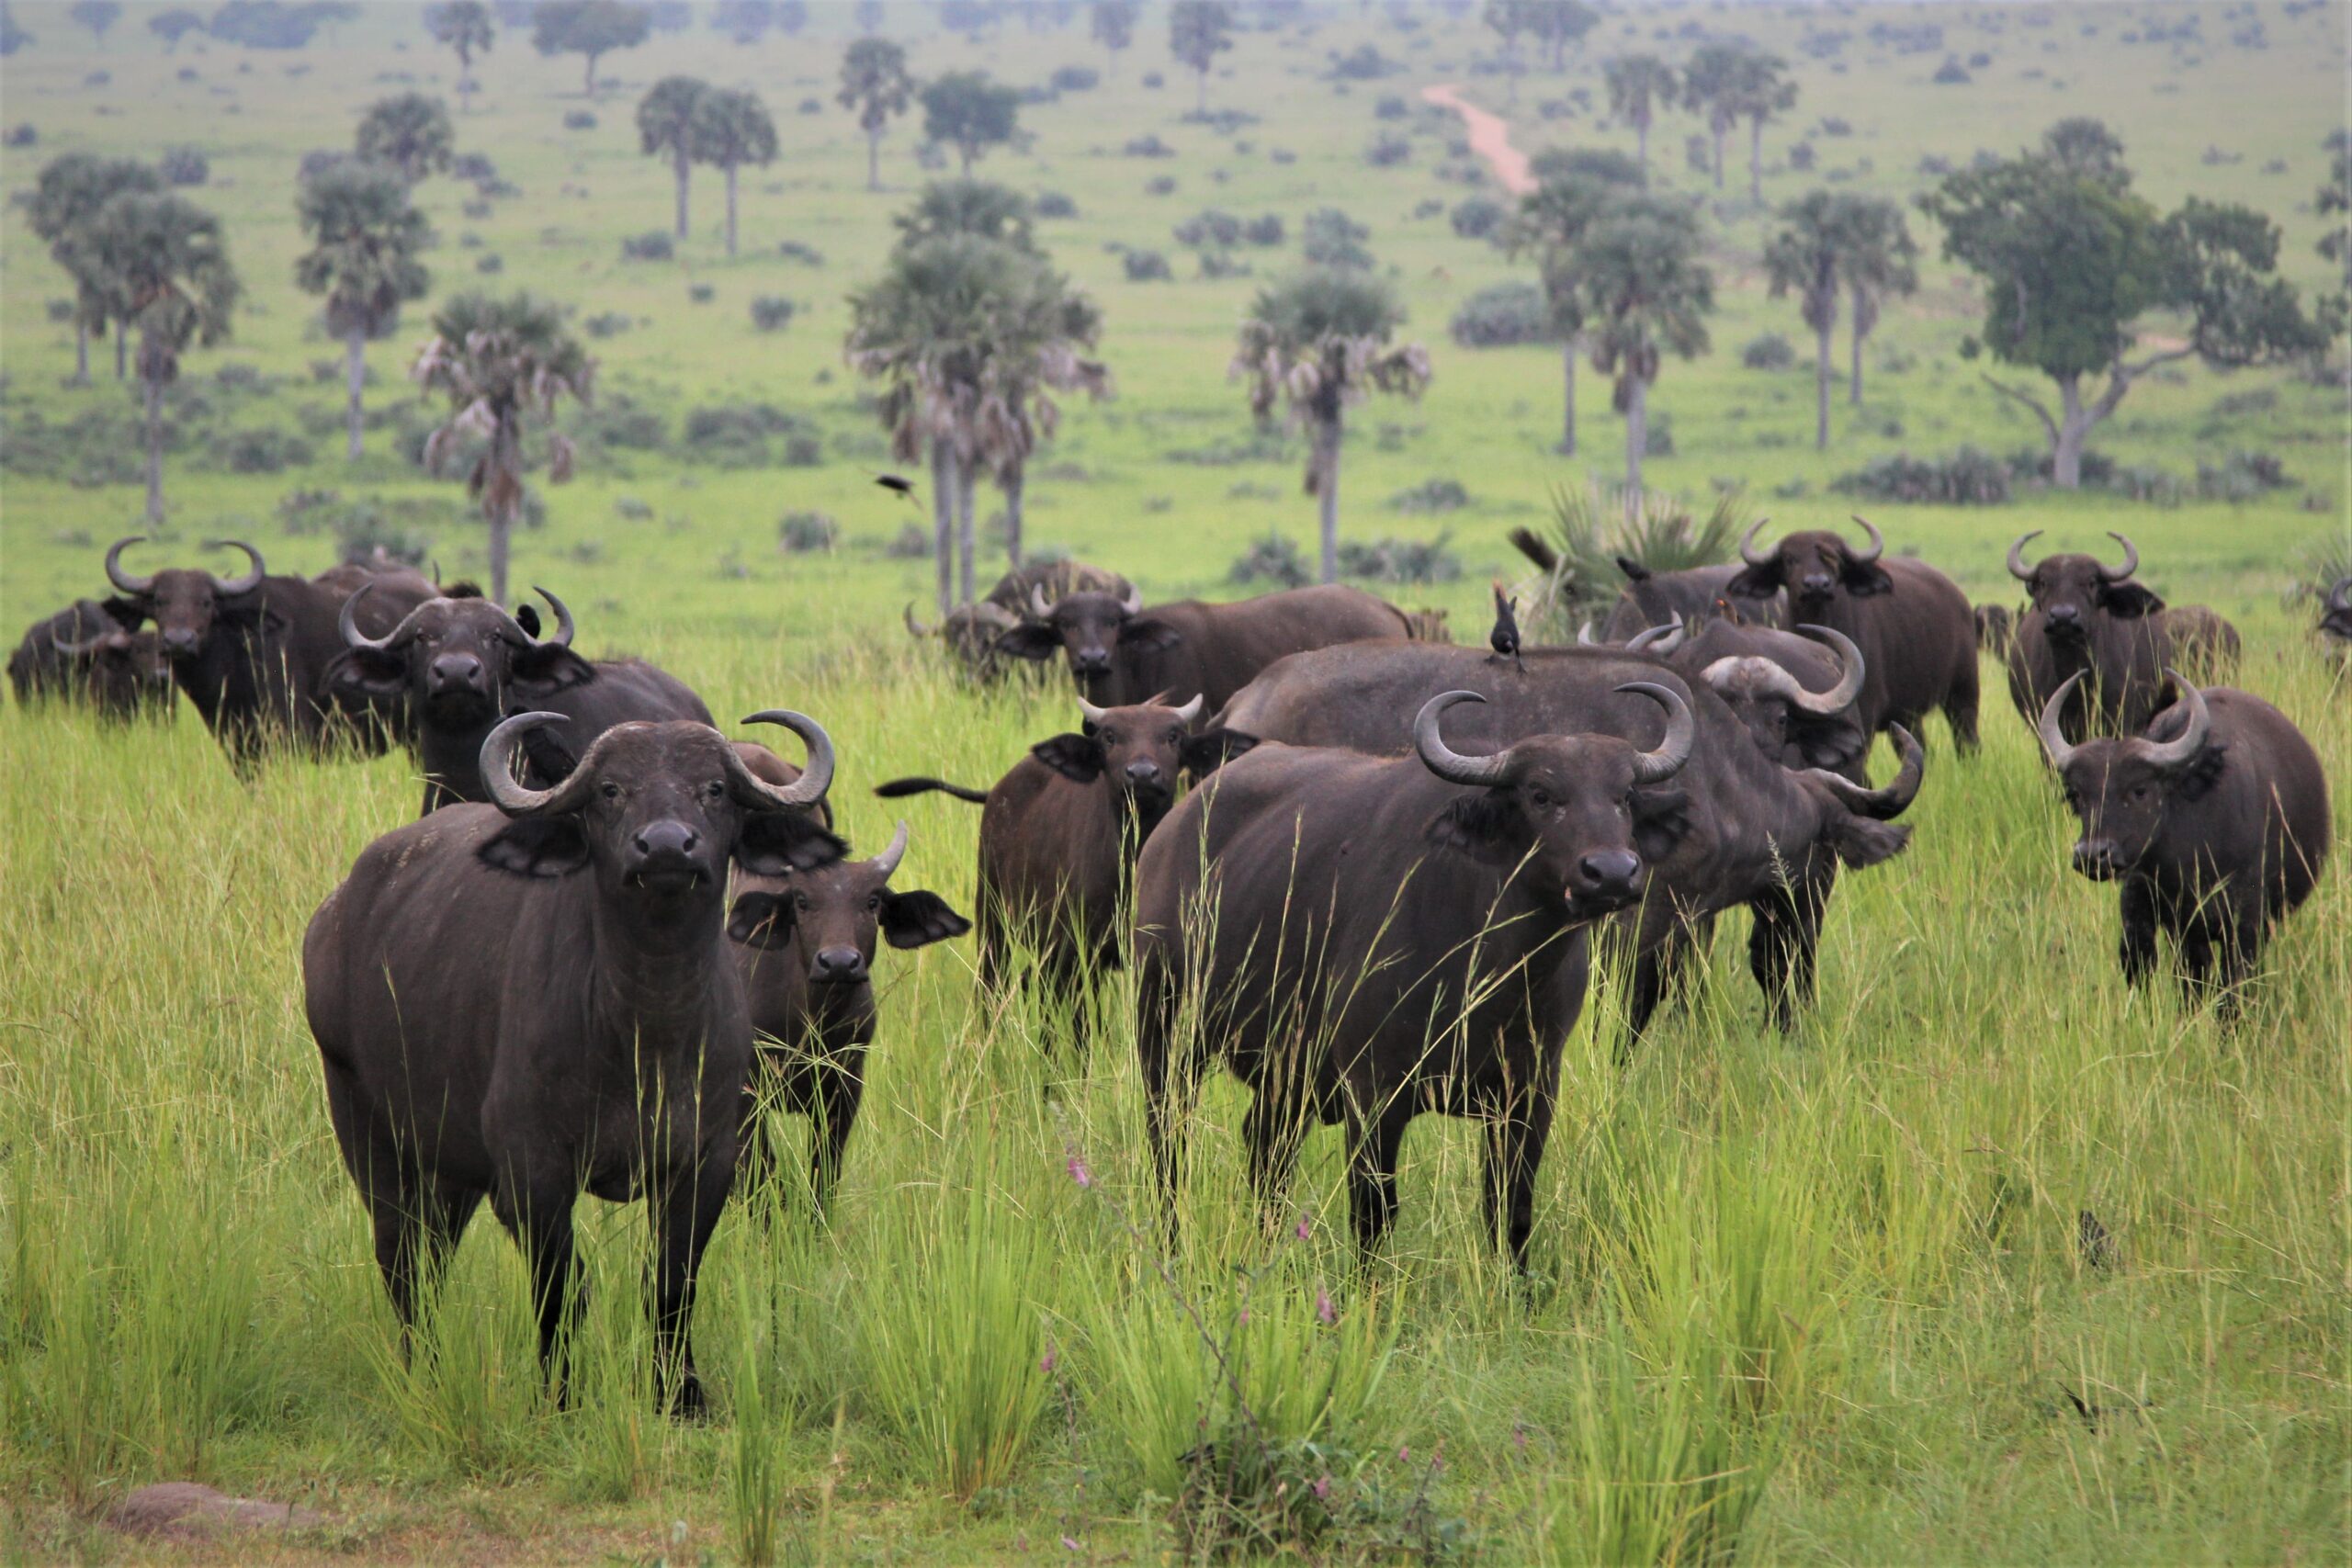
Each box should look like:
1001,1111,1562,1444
1487,581,1523,672
870,472,919,507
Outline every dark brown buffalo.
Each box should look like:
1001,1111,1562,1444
1726,517,1978,750
8,599,174,719
2038,675,2329,1014
303,710,843,1415
102,535,433,769
1973,604,2017,660
2003,530,2177,744
1215,640,1922,1036
328,583,714,815
1599,559,1786,641
995,582,1412,710
904,558,1135,677
727,805,968,1217
2321,577,2352,648
874,695,1255,1022
1135,687,1698,1264
2158,604,2242,682
1596,616,1871,781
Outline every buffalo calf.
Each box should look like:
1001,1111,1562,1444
8,599,174,719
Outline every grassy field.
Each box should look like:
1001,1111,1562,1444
3,1,2349,1562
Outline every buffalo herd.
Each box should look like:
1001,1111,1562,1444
10,519,2336,1410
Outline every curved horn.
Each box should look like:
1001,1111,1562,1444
734,710,836,807
1789,624,1866,715
205,539,265,595
1804,725,1925,820
868,819,910,879
1737,518,1773,569
1845,515,1884,565
1413,690,1510,787
530,585,575,647
1117,581,1143,616
2098,531,2139,582
1076,695,1112,726
479,711,597,816
1625,611,1683,654
51,609,119,658
2132,673,2210,772
104,536,154,595
2036,672,2084,769
1577,620,1599,647
1170,694,1204,725
2328,575,2352,614
2007,529,2042,582
903,602,935,637
1028,584,1055,620
339,581,390,651
1617,682,1694,784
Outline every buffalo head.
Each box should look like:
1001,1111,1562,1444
1729,517,1891,613
995,583,1174,687
52,604,174,703
2319,576,2352,646
1416,684,1695,918
2039,672,2217,881
727,820,971,984
475,710,844,902
1031,694,1257,817
904,600,1020,671
334,584,587,727
103,535,268,660
1694,624,1867,772
2007,531,2160,645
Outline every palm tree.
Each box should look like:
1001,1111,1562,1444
355,93,456,186
1839,197,1917,405
1232,269,1432,586
412,292,594,605
28,152,160,384
82,191,242,523
1679,41,1741,192
977,265,1109,570
295,162,432,462
1602,54,1675,182
893,178,1037,254
1763,191,1854,451
1570,194,1713,495
426,2,494,115
637,76,707,240
1169,0,1233,117
1482,0,1526,107
691,88,776,258
1091,0,1135,78
838,37,913,194
1730,51,1796,204
1509,149,1641,456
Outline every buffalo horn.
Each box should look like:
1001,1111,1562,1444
1616,682,1695,784
339,581,393,651
51,609,117,658
1028,584,1056,620
1625,612,1683,654
1736,518,1774,568
1804,725,1925,820
903,603,935,637
1577,620,1599,647
1077,695,1111,726
104,536,155,594
1170,693,1204,725
532,585,576,647
480,711,597,815
2035,672,2085,768
205,539,266,595
2007,530,2042,582
2097,531,2139,582
2328,575,2352,614
869,819,910,878
1846,515,1884,565
2132,673,2210,772
1117,581,1143,616
1413,690,1510,787
734,711,837,807
1789,624,1866,714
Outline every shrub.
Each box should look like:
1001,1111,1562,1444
582,311,633,339
885,523,931,558
2,123,34,147
212,427,316,475
1303,208,1374,270
778,240,825,265
1449,197,1506,240
1326,42,1396,80
1517,484,1756,635
1124,248,1173,282
1146,175,1177,197
1831,446,2011,504
575,394,667,452
1789,141,1815,171
1034,188,1078,218
1819,115,1853,135
44,299,74,323
750,296,797,332
1933,57,1971,83
681,402,808,466
1241,213,1284,246
688,283,716,303
777,511,838,553
1141,71,1163,88
1050,64,1098,92
563,109,597,130
1644,414,1674,457
475,254,503,274
1229,534,1309,587
2198,449,2294,501
1340,532,1461,582
781,433,824,468
1124,132,1174,158
1374,94,1408,120
621,231,674,262
614,495,653,519
160,147,209,186
1174,209,1243,249
1740,333,1796,370
1387,478,1471,513
461,199,492,220
1363,132,1411,167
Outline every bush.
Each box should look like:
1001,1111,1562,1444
1517,484,1757,635
1124,132,1174,158
1303,208,1374,270
1145,175,1177,197
462,198,492,220
778,511,838,553
1644,413,1675,457
475,253,503,274
1141,71,1163,88
1374,94,1409,120
1326,43,1396,80
778,240,825,265
1740,333,1796,370
1449,197,1506,240
1363,132,1411,167
681,402,808,466
582,311,633,339
575,394,668,452
212,427,316,476
621,231,674,262
1387,478,1471,513
1174,209,1243,249
563,109,598,130
2198,449,2294,501
1339,532,1461,583
885,523,931,558
688,283,716,303
1933,57,1971,83
2,123,34,148
750,296,797,332
1789,141,1815,171
1034,188,1078,218
1241,213,1284,246
44,299,74,323
160,147,209,186
781,433,824,468
1228,534,1309,587
1124,249,1173,282
1831,446,2011,504
1049,64,1098,92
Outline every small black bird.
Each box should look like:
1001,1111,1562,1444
871,472,919,507
2076,1209,2115,1270
1487,581,1523,672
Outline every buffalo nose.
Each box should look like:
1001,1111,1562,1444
1576,850,1642,893
634,821,699,859
2049,604,2081,624
1801,573,1834,594
161,629,198,655
430,651,483,687
2072,840,2117,878
1124,759,1162,786
1074,649,1111,674
814,946,865,982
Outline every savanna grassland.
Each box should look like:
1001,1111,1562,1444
2,1,2349,1562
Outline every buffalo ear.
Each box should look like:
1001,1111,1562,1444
510,644,596,694
324,646,411,702
728,890,797,948
993,622,1062,662
1426,792,1526,866
2169,742,2228,803
1789,716,1869,776
1180,728,1259,777
2097,581,2165,618
514,603,542,637
102,596,147,626
1725,563,1781,601
478,816,592,877
1628,786,1692,863
738,810,848,876
1841,559,1894,597
517,724,581,785
1121,615,1183,653
1825,813,1911,870
1615,554,1651,582
1032,732,1107,783
880,889,973,949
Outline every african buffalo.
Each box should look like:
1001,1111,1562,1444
904,558,1135,678
1669,620,1871,780
2321,577,2352,649
2158,604,2242,682
727,810,969,1216
2038,674,2329,1014
1973,604,2017,661
328,583,714,815
2003,530,2177,744
1600,559,1786,640
874,695,1255,1030
995,582,1412,711
1135,687,1698,1263
1214,640,1922,1037
303,709,843,1414
1727,517,1978,750
103,535,433,768
8,600,174,719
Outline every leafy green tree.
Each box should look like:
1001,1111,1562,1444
1679,40,1743,192
1603,53,1675,183
1921,141,2322,487
1507,148,1641,456
426,2,494,114
1522,0,1597,72
1569,193,1713,493
854,0,882,32
1233,269,1432,584
2041,116,2127,186
412,292,594,604
71,1,121,43
355,93,455,185
29,152,161,384
1091,0,1135,77
838,36,913,193
776,2,806,36
1169,0,1233,116
148,9,206,50
893,178,1037,254
1838,196,1916,405
2315,131,2349,373
83,191,242,522
1728,50,1795,204
636,75,708,239
712,0,770,40
1763,190,1857,450
2,4,33,53
1481,0,1526,107
295,161,432,461
531,0,649,98
920,71,1020,175
690,87,775,256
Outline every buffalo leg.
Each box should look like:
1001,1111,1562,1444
2117,880,2159,987
1241,1080,1314,1228
1136,953,1202,1246
369,1173,481,1360
809,1066,865,1222
492,1176,583,1408
735,1079,782,1220
1748,874,1830,1031
1945,657,1981,754
648,1161,729,1419
1482,1089,1555,1272
1343,1096,1414,1258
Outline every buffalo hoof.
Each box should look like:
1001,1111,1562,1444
667,1371,711,1422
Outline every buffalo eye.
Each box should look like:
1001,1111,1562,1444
1528,786,1553,808
706,780,725,798
866,893,882,911
600,782,622,801
795,892,811,910
1100,729,1122,746
1166,728,1182,744
2128,784,2149,805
